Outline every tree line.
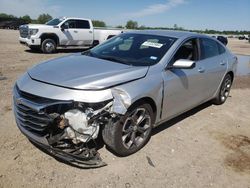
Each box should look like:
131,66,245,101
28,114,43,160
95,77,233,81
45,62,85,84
0,13,53,24
0,13,249,35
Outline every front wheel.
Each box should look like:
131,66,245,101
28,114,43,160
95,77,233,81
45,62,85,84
102,103,153,156
41,39,56,53
213,74,233,105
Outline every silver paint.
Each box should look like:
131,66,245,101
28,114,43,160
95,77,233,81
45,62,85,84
15,30,237,124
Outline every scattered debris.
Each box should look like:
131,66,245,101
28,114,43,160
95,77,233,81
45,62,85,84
125,183,131,188
146,156,155,167
0,76,7,81
171,149,175,153
4,105,12,112
10,145,15,150
13,154,20,160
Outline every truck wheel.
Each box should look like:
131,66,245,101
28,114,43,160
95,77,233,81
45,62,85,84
102,103,153,156
41,39,56,53
213,74,232,105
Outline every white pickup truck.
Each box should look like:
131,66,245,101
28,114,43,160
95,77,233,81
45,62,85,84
19,17,123,53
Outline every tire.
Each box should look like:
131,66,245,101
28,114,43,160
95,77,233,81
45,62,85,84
41,39,56,53
213,74,233,105
102,103,153,156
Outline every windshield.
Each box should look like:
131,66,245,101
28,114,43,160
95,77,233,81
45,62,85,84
46,18,64,26
83,33,176,66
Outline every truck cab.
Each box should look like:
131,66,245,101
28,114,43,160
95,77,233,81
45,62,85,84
19,17,123,53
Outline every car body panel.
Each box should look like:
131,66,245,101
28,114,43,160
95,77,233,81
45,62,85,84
28,53,149,90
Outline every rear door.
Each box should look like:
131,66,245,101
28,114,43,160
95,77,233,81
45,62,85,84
74,19,93,46
60,19,93,46
198,38,227,99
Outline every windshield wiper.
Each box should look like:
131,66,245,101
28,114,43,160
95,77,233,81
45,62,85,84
98,55,132,65
81,50,95,57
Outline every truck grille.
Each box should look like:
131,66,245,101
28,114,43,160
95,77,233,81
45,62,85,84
19,26,28,38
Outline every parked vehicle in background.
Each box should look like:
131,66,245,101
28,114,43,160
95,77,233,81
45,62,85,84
0,20,27,30
19,17,123,53
13,30,237,168
217,36,228,46
238,35,249,40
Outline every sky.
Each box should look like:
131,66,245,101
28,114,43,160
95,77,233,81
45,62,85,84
0,0,249,31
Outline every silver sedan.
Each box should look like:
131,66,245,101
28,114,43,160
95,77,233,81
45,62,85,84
13,30,237,167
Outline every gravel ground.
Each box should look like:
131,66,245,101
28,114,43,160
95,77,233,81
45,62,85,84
0,29,249,188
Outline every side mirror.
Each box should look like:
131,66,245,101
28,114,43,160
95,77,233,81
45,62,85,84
61,24,68,31
172,59,195,69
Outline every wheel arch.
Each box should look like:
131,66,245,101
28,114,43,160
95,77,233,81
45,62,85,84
128,97,157,124
227,71,234,82
40,33,59,45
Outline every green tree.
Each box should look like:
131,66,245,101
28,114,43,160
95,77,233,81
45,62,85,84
92,20,106,27
0,13,16,21
126,20,138,29
173,24,178,30
139,25,146,30
21,15,32,23
37,13,52,24
116,25,123,29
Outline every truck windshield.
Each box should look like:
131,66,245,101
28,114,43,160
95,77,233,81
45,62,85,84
46,18,64,26
85,33,176,66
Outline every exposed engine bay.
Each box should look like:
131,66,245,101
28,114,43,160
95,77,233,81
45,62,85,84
43,101,114,168
13,77,134,168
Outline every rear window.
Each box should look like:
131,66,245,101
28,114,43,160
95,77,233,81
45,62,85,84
75,20,90,29
217,42,226,54
200,38,220,59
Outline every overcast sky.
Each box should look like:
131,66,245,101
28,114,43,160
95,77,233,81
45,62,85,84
0,0,249,30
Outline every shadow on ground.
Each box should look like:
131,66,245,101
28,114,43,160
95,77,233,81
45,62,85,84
30,101,213,169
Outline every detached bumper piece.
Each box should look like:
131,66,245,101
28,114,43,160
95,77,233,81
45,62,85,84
13,85,106,168
31,138,106,168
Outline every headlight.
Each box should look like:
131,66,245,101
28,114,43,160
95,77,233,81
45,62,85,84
28,29,39,36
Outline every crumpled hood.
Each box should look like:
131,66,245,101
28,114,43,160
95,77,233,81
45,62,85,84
28,53,149,90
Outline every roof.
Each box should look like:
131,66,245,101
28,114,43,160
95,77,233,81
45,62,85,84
127,30,204,39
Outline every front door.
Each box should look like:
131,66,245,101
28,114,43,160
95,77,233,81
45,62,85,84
161,38,207,120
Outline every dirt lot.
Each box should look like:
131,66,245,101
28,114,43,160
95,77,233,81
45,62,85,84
0,29,250,188
227,38,250,56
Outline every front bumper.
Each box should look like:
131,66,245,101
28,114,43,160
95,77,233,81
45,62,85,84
13,84,106,168
19,36,41,47
17,122,106,168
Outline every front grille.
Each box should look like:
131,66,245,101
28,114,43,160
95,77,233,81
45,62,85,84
13,85,59,135
19,26,28,38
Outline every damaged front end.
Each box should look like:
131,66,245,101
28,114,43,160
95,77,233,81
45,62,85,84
13,85,124,168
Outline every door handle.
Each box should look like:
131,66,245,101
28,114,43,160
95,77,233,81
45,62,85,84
198,67,205,73
220,61,226,66
73,30,78,33
89,31,93,34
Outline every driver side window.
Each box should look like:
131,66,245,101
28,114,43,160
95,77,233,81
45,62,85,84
173,38,199,62
62,20,76,29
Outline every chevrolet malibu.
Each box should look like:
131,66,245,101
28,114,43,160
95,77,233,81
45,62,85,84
13,30,237,168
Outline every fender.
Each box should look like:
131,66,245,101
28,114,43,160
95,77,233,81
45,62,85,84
40,33,59,45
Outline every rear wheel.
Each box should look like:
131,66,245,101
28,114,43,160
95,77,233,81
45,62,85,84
213,74,232,105
41,39,56,53
102,103,153,156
